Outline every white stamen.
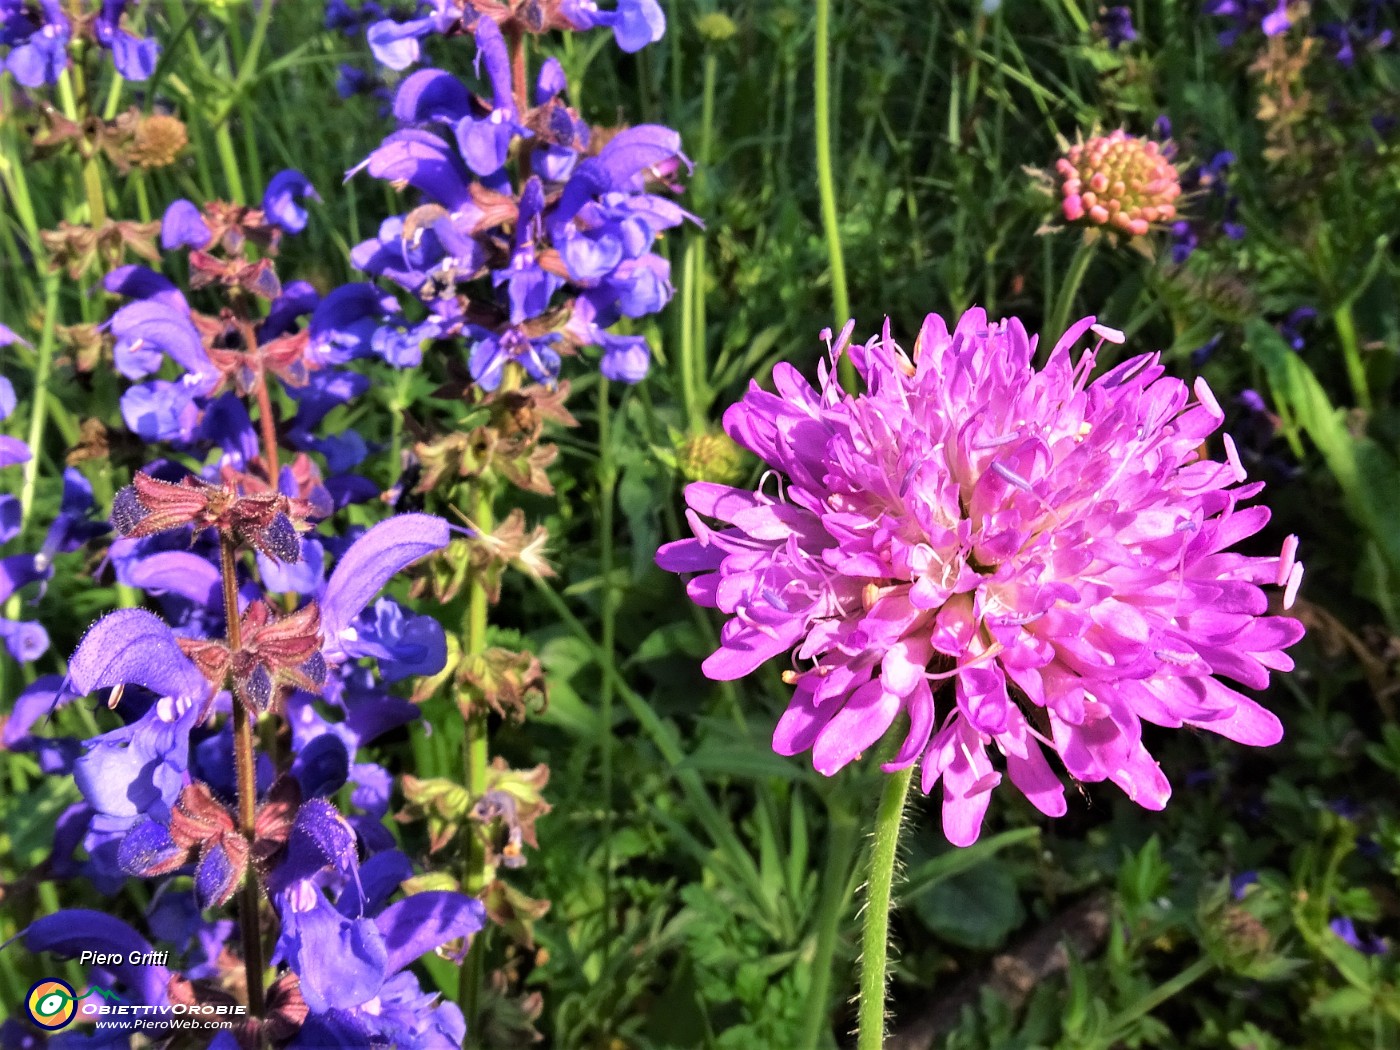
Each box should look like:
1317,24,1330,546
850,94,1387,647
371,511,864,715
1277,534,1299,587
1222,433,1247,482
1153,648,1198,666
1090,323,1125,344
1193,375,1224,419
959,739,979,771
1283,561,1304,610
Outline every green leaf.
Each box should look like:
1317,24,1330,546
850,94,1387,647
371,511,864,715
902,826,1040,900
1310,986,1374,1019
626,621,711,666
1249,320,1400,579
912,856,1026,950
679,739,803,782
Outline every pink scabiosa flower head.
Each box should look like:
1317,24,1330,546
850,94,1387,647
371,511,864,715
656,310,1304,846
1055,129,1182,237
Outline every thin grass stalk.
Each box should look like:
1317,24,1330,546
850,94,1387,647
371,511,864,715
815,0,853,389
1333,301,1372,412
459,477,494,1034
596,376,618,968
798,802,860,1050
1046,236,1097,352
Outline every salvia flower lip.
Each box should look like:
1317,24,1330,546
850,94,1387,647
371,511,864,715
657,309,1305,846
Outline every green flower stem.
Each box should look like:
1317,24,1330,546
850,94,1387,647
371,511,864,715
676,43,718,439
464,484,493,851
225,14,267,195
134,171,153,224
815,0,853,390
215,123,247,204
678,238,703,434
58,67,109,228
596,376,618,958
798,800,860,1050
688,50,718,429
459,477,494,1033
1046,236,1097,352
1333,301,1372,412
857,766,913,1050
0,89,40,239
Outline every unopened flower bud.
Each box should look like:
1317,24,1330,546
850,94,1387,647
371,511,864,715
677,430,747,485
1054,129,1182,238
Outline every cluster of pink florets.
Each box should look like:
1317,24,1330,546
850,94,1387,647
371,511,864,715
1056,129,1182,237
658,310,1305,846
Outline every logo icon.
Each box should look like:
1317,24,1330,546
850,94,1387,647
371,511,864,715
25,978,78,1030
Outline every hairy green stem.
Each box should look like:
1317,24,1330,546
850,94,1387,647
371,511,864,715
815,0,853,389
221,536,266,1019
798,802,860,1050
857,766,913,1050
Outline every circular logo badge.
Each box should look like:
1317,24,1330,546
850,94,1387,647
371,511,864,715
25,978,78,1030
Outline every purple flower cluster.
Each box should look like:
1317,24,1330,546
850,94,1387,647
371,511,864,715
1204,0,1294,45
325,1,394,108
658,311,1305,846
1316,0,1394,66
118,172,385,514
321,13,694,388
1206,0,1394,61
366,0,665,71
1169,151,1245,264
0,0,159,88
5,185,490,1043
8,469,479,1044
1,326,106,664
326,0,385,37
1098,5,1137,50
